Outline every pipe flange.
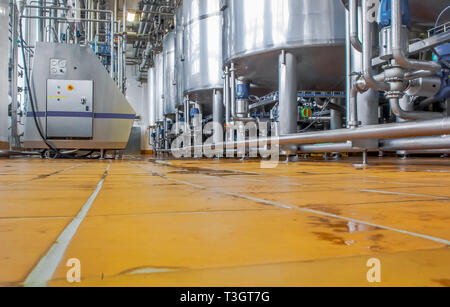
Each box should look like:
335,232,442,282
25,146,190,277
385,90,404,99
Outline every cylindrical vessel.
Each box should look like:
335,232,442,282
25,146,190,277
223,0,347,91
154,53,165,123
175,4,185,109
163,32,177,116
183,0,223,107
148,66,156,127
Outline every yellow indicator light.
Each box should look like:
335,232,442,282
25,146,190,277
67,85,74,91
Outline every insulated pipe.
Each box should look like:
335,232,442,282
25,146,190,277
362,0,389,91
391,0,442,73
349,0,362,52
380,135,450,151
213,89,224,145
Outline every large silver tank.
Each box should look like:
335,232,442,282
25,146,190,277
147,66,156,127
163,32,177,116
183,0,223,106
175,4,184,109
154,53,165,123
223,0,347,91
341,0,449,27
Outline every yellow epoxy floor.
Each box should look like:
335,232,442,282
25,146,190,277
0,156,449,287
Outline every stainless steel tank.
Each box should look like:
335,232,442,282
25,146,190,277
223,0,347,91
341,0,449,27
183,0,223,106
148,66,156,127
163,32,177,116
154,53,165,123
175,4,184,109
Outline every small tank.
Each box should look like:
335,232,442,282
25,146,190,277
183,0,223,109
223,0,347,91
163,32,177,116
154,53,165,123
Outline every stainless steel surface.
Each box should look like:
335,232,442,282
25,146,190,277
391,0,442,73
390,97,445,121
175,4,184,108
341,0,450,27
46,79,94,138
148,66,156,127
407,77,442,97
223,0,346,91
183,0,223,103
212,89,224,145
0,0,9,146
381,136,450,151
362,0,389,91
279,51,298,156
154,53,165,123
163,32,177,116
177,118,450,153
24,43,135,150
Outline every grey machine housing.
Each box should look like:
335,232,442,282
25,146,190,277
24,42,136,150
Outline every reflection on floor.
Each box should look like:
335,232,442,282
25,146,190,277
0,156,449,286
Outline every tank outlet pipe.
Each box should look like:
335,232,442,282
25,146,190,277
391,0,441,73
349,0,362,52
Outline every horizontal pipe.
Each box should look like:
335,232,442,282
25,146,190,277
174,118,450,153
298,142,362,153
380,135,450,151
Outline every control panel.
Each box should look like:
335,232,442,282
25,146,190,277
46,79,94,138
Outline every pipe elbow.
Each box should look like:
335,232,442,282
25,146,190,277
393,49,442,73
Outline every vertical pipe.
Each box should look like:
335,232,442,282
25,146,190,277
278,50,298,155
230,63,236,122
330,99,343,130
118,22,123,92
345,9,352,128
37,0,44,42
213,89,224,145
110,14,114,79
10,2,19,149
